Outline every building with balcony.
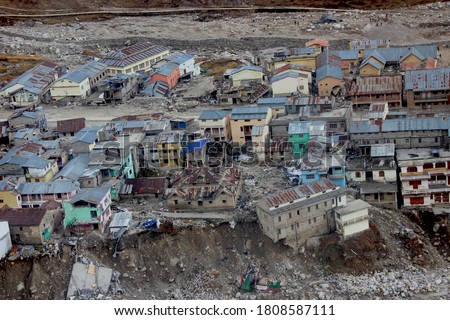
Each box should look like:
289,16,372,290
198,110,231,142
230,106,271,145
17,181,80,208
405,68,450,110
156,131,186,168
397,148,450,207
63,186,112,233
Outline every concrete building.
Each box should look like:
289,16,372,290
230,106,271,145
397,148,450,207
49,70,91,100
18,181,80,208
261,47,320,72
331,50,360,74
334,199,371,240
348,75,403,109
316,65,343,96
0,221,12,259
272,64,312,84
198,110,231,142
156,131,185,168
98,42,170,75
167,52,200,78
359,51,386,76
271,72,309,97
404,68,450,109
57,118,86,138
63,186,112,233
250,125,269,164
150,62,180,89
0,61,59,106
257,97,288,118
229,65,264,87
0,176,23,209
166,166,242,211
256,179,347,246
186,139,208,167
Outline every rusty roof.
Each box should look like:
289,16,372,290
99,43,169,68
167,166,241,201
57,118,86,134
0,206,47,226
120,178,167,195
306,38,329,48
350,74,403,95
263,178,339,208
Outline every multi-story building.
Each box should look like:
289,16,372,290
230,106,271,145
156,131,186,168
397,148,450,207
404,68,450,109
256,179,347,246
198,110,231,142
98,42,170,76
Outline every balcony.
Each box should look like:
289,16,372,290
400,172,430,181
402,185,429,194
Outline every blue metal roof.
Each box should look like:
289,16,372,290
271,72,306,83
257,97,288,105
157,62,179,77
69,186,109,205
350,117,450,134
364,45,438,63
171,53,195,65
360,58,384,70
18,180,80,195
331,50,359,60
399,47,425,63
186,139,207,153
316,65,343,81
60,70,90,83
288,122,310,135
349,120,380,134
367,50,386,64
404,68,450,91
53,154,90,181
230,106,269,120
230,65,263,76
22,156,51,169
78,60,108,79
198,110,229,120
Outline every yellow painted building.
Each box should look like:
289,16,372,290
230,106,272,145
24,158,59,183
316,65,343,96
229,65,264,87
99,42,170,76
0,176,23,208
49,72,91,100
156,131,185,168
198,110,231,142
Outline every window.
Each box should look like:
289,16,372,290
407,166,417,173
240,127,244,132
356,172,361,178
198,201,203,206
174,200,178,205
209,201,213,204
297,210,300,215
278,216,281,222
329,123,338,129
314,217,316,223
308,219,311,224
379,171,385,177
306,174,315,179
339,196,342,202
424,163,433,169
308,207,311,212
0,199,3,203
332,199,335,204
316,204,319,209
291,225,294,230
90,210,97,218
436,162,446,168
324,201,327,207
289,212,292,219
222,200,227,204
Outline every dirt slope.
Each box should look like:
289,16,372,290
0,0,447,11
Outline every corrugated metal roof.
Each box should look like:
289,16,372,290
1,61,59,95
288,47,318,56
230,106,269,120
198,110,229,121
316,50,341,69
18,181,80,195
170,53,195,65
350,39,390,50
156,62,179,77
69,186,109,205
316,64,343,81
57,118,86,134
156,131,184,144
263,178,339,208
288,121,310,134
404,68,450,91
370,143,395,157
349,120,380,134
53,154,90,181
77,60,108,79
257,97,288,105
120,177,167,195
22,155,51,169
0,176,20,191
367,50,386,65
109,211,132,229
399,48,425,63
0,207,47,226
351,75,402,95
350,117,450,134
360,57,383,70
99,43,169,68
364,44,438,63
271,72,306,83
230,65,263,76
331,50,359,60
59,70,89,83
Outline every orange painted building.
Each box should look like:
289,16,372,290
150,62,180,89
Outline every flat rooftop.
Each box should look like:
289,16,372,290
397,148,450,162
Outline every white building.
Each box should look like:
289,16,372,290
271,72,309,97
334,199,371,240
50,71,91,100
0,221,12,259
169,52,200,77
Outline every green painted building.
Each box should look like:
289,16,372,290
288,122,310,159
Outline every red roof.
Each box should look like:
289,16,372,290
57,118,86,134
306,38,329,48
0,206,47,226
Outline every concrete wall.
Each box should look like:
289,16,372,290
272,76,309,97
318,77,342,96
372,169,397,182
0,191,22,208
167,193,237,211
230,113,271,145
0,221,12,259
199,115,231,141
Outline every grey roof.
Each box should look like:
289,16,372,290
251,125,266,136
360,58,383,70
157,62,179,77
53,154,90,181
109,211,132,229
370,144,395,157
316,65,343,81
59,70,89,83
288,121,310,135
0,146,35,166
230,65,263,76
78,60,108,78
335,199,371,215
404,68,450,91
360,182,397,194
22,156,51,169
364,45,438,63
0,61,58,95
271,72,307,83
99,43,169,68
400,47,425,62
257,97,288,105
350,117,450,134
74,126,101,144
18,181,80,195
69,186,110,205
367,50,386,65
198,110,229,121
230,106,269,120
331,50,360,60
170,53,195,65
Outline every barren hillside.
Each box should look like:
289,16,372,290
0,0,448,11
